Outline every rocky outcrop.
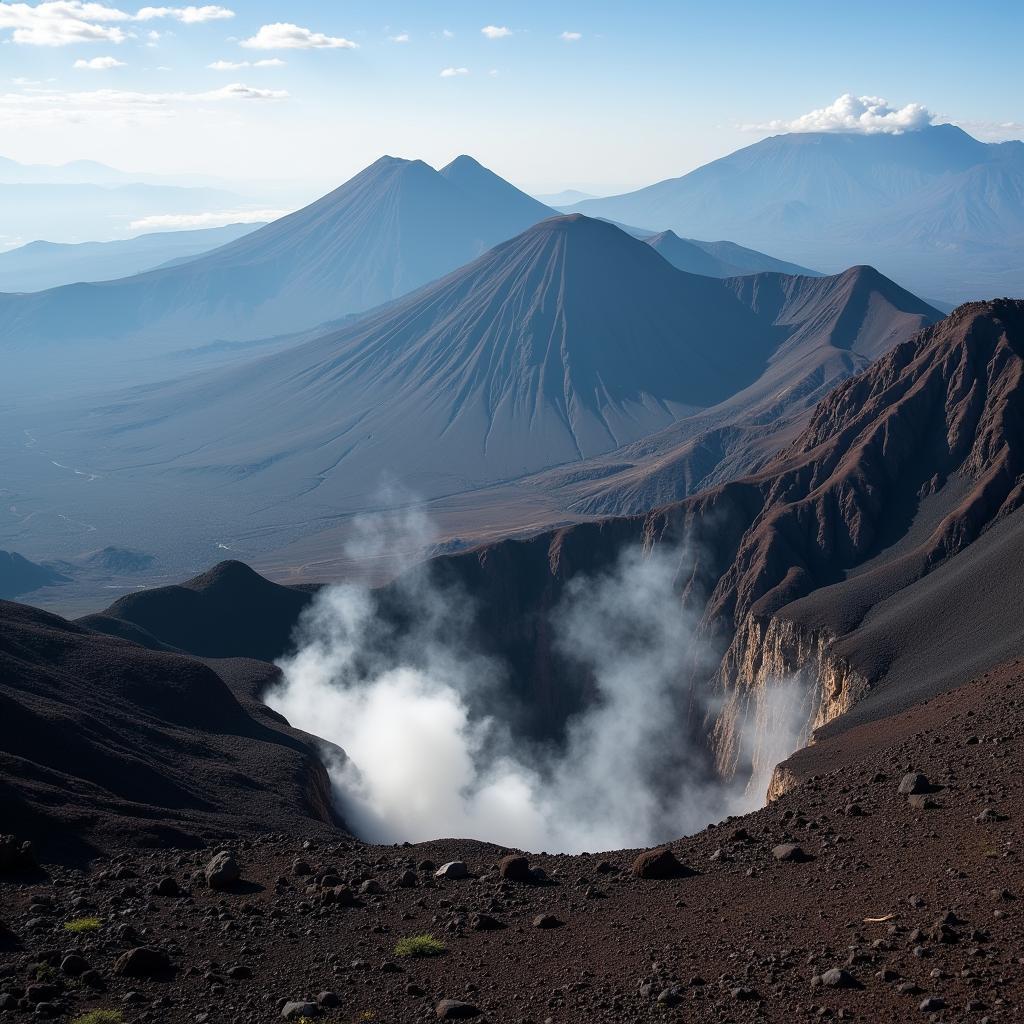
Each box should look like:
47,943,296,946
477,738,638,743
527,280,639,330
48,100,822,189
422,300,1024,796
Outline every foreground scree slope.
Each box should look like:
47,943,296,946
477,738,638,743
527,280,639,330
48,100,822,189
1,644,1021,1022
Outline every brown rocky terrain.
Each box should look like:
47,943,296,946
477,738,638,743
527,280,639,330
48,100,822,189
1,656,1020,1023
0,600,340,862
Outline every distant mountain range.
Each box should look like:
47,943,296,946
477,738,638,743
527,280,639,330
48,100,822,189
0,156,553,381
0,154,838,399
645,230,819,278
0,154,229,187
5,215,937,577
568,124,1024,302
0,223,262,293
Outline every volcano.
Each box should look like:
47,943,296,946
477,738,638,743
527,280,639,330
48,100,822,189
0,155,554,391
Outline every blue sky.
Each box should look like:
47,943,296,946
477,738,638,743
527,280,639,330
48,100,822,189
2,0,1022,193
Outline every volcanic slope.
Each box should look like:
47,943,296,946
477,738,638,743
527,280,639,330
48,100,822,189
400,299,1024,785
0,599,342,860
531,263,941,516
53,215,778,508
0,155,554,389
8,218,940,578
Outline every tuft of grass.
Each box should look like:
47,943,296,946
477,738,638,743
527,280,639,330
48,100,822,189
72,1012,124,1024
394,933,446,958
64,916,102,934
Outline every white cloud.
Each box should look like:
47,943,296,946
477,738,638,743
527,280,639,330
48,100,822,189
480,24,511,39
560,30,581,41
388,31,408,43
135,5,232,22
240,21,356,50
750,93,935,135
73,53,124,67
0,2,233,46
130,207,288,230
208,57,284,70
0,2,130,45
439,66,468,78
440,28,452,38
0,80,286,127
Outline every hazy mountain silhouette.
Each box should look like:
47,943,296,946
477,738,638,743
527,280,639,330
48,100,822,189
0,156,554,370
645,230,820,278
569,124,1024,301
0,223,261,293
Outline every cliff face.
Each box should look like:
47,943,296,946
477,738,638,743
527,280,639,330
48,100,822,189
425,300,1024,794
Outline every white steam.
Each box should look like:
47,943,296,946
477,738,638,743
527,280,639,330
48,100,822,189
750,92,935,135
268,513,808,852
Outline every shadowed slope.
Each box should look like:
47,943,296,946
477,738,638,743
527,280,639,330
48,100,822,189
0,599,342,860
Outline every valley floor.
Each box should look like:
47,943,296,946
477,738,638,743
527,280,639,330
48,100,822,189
3,659,1021,1023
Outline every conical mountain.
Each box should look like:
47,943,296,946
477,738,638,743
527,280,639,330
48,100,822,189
0,154,554,369
60,215,776,506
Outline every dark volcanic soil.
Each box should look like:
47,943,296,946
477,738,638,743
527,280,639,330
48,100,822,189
3,659,1021,1023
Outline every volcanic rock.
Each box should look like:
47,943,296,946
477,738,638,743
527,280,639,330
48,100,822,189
631,848,689,879
205,851,240,889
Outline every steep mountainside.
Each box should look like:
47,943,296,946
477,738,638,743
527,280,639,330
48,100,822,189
395,300,1024,789
570,125,1024,301
0,600,341,859
0,155,554,393
529,265,940,516
43,216,775,506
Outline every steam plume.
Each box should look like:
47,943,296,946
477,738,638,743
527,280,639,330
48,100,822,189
268,510,808,852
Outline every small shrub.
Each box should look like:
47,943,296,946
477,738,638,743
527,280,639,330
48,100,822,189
72,1012,124,1024
393,934,446,958
34,964,57,983
64,916,102,934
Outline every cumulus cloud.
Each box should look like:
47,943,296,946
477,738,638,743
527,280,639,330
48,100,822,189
439,66,468,78
208,57,284,70
388,31,408,43
135,4,231,22
750,93,935,135
480,24,511,39
0,2,233,45
240,21,356,50
559,30,581,41
129,207,287,230
73,54,124,68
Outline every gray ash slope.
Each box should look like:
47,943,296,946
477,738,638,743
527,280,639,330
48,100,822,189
529,262,941,516
0,155,553,390
570,124,1024,302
